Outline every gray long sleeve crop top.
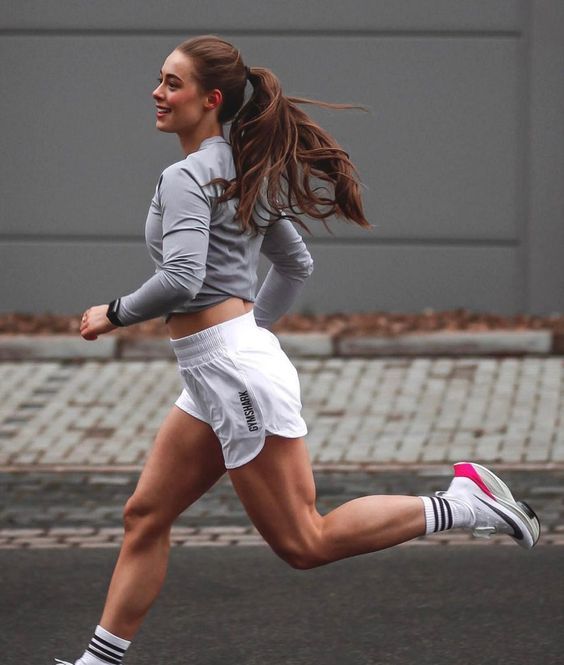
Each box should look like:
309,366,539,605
113,135,314,328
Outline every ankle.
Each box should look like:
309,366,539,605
419,495,474,534
78,624,131,665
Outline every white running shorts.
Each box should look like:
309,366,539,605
170,309,308,469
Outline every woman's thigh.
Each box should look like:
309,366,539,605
227,435,321,556
127,405,227,524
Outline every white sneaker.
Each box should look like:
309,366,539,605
54,659,74,665
436,462,541,549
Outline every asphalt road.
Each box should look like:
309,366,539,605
4,546,563,665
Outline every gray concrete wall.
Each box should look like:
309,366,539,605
1,0,562,316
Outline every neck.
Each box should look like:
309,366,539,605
179,126,224,156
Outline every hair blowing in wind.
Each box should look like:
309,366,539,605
176,34,372,236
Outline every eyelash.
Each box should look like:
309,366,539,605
157,78,178,89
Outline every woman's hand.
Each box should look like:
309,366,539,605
80,304,118,341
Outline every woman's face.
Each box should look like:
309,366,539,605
152,50,221,135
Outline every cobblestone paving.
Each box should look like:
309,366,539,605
1,469,562,548
1,357,563,548
1,357,563,467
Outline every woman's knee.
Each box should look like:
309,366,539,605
123,495,170,541
270,533,327,570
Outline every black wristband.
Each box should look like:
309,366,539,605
106,299,125,327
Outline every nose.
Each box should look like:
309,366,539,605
152,83,164,101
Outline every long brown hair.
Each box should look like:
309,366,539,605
175,34,372,236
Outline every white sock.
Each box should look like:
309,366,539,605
76,625,131,665
419,495,474,534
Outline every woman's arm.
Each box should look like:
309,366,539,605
253,216,314,329
80,165,211,339
116,166,211,325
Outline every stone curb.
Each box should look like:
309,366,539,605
1,527,561,549
0,334,117,360
118,337,175,360
276,332,334,357
0,329,559,360
336,330,553,357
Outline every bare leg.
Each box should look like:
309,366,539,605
98,407,226,639
229,435,425,570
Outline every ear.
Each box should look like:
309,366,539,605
206,89,223,110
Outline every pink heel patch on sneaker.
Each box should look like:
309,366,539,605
454,463,495,499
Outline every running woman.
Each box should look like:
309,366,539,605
59,34,541,665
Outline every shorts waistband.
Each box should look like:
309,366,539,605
169,309,257,367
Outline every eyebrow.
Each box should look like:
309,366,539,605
159,70,183,82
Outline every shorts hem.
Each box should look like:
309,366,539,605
173,401,208,424
224,439,267,470
224,426,308,470
265,426,308,440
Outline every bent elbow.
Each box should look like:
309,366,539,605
294,252,314,280
188,279,203,301
161,264,204,304
179,276,203,302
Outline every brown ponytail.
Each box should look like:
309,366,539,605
175,34,372,236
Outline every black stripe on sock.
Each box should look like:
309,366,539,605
87,644,122,664
440,496,453,530
90,639,124,661
437,497,448,530
437,497,446,531
431,496,440,532
93,635,126,654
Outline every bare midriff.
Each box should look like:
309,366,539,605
166,297,254,339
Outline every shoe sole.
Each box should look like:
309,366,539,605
453,462,541,549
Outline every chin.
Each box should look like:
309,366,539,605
156,123,176,134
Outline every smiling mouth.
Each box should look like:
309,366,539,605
156,107,171,114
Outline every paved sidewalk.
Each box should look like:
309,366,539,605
2,468,563,547
1,357,563,467
1,357,563,549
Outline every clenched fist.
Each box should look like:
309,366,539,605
80,304,117,341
